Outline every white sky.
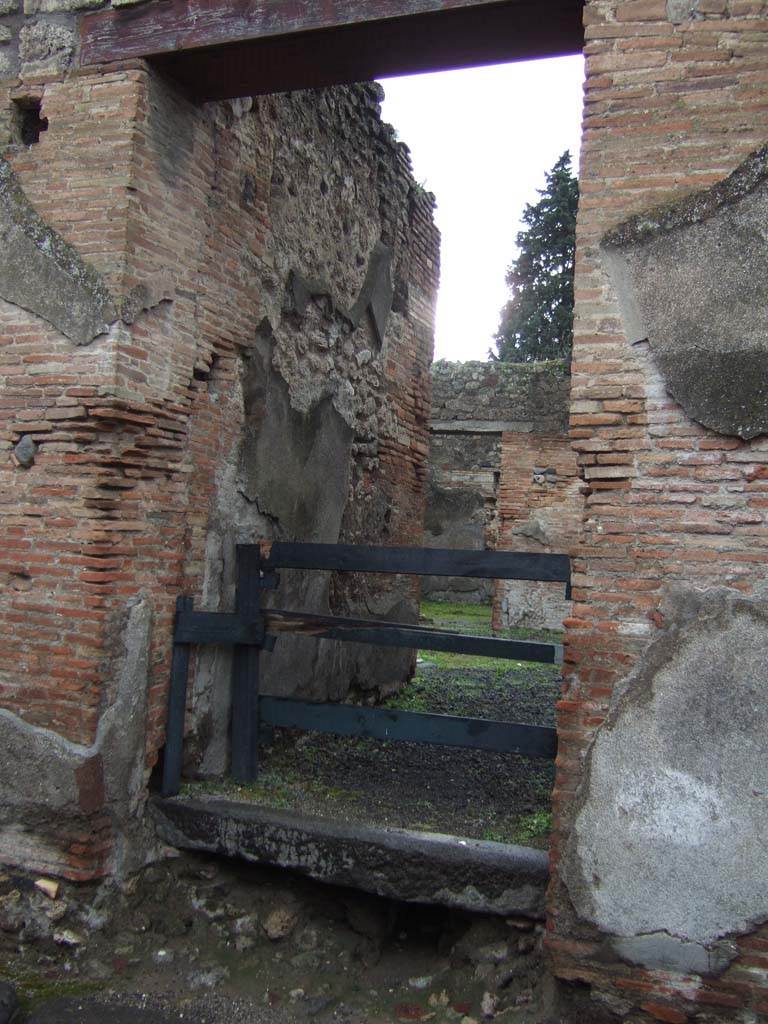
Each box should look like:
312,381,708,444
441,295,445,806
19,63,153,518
378,56,585,363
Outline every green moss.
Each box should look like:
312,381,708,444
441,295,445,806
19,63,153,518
3,967,100,1010
512,810,552,845
182,769,358,813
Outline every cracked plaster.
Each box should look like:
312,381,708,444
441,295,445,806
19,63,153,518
562,586,768,969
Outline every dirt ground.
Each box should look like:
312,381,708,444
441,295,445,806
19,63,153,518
186,601,562,847
0,851,580,1024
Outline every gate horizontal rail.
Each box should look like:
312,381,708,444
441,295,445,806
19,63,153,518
174,607,564,664
161,542,570,798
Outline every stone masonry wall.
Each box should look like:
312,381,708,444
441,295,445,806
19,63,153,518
552,2,768,1021
3,0,768,1019
0,5,438,879
426,360,577,628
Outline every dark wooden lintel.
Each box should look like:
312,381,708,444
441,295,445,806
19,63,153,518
80,0,584,102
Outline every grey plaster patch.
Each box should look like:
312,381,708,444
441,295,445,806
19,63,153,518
239,348,355,702
0,157,116,344
119,271,174,325
602,143,768,439
18,20,74,73
12,435,37,467
349,240,393,346
423,486,492,603
0,597,157,877
151,796,549,917
0,48,19,79
608,933,738,976
667,0,697,21
562,586,768,952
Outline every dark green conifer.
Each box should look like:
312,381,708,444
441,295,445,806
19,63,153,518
492,152,578,363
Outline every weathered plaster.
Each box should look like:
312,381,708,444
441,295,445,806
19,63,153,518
562,586,768,964
0,156,116,345
0,597,158,876
602,143,768,439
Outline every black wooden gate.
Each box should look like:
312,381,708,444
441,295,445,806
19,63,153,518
161,542,570,798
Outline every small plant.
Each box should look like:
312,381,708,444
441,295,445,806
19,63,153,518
512,810,553,845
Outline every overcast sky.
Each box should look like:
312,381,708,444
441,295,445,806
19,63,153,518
379,56,585,363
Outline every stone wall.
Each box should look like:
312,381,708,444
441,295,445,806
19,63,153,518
3,0,768,1018
426,360,578,628
552,2,768,1020
0,5,438,878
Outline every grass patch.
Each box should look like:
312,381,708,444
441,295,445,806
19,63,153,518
417,599,563,671
512,810,553,845
181,769,357,812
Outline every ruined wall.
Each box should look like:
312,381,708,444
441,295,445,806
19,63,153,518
552,1,768,1020
0,6,438,877
495,432,581,632
426,360,577,629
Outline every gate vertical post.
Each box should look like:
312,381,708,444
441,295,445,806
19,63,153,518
231,545,263,783
161,595,194,797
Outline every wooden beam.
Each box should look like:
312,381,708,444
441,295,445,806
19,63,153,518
257,541,571,583
260,696,558,759
80,0,584,102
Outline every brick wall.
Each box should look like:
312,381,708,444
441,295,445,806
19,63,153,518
426,360,575,612
494,432,581,632
551,1,768,1019
0,44,438,876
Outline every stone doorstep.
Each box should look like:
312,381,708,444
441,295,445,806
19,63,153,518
150,797,549,919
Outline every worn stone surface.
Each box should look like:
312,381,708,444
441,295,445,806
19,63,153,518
24,0,102,12
562,586,768,952
666,0,697,20
0,50,18,87
608,932,739,976
27,1002,178,1023
0,157,116,345
12,434,36,467
602,144,768,440
151,797,549,918
0,597,156,877
0,981,18,1024
18,20,75,72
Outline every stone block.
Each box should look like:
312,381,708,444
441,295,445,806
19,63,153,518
19,20,75,73
24,0,102,11
602,144,768,440
0,157,116,344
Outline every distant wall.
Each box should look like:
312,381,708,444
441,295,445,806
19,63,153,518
426,360,578,629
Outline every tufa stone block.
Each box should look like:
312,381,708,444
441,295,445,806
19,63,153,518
602,143,768,440
19,21,75,74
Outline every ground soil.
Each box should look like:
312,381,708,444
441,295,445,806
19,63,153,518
0,852,574,1024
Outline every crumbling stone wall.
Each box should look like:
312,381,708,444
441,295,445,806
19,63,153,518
0,5,438,878
427,360,578,630
551,2,768,1020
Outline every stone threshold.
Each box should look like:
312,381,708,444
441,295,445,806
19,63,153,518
150,796,549,918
